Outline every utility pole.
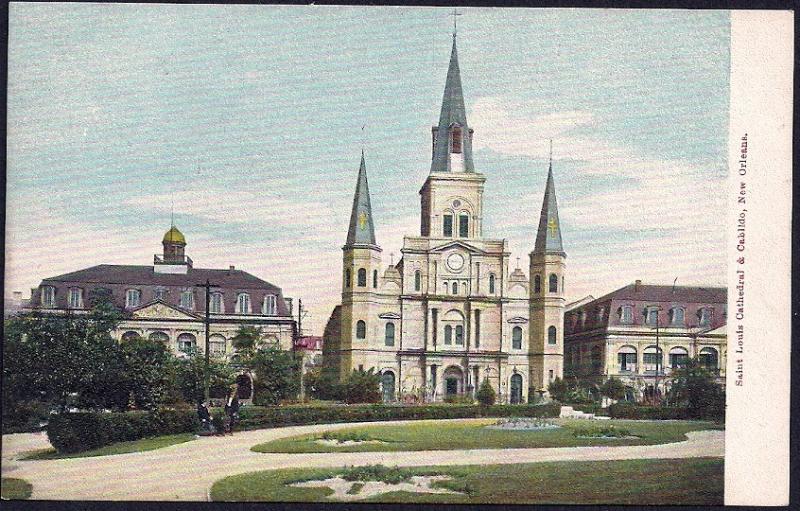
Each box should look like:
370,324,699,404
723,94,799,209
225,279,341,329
297,299,304,399
195,279,218,402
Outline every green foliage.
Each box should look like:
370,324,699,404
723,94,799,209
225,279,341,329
321,430,372,443
1,477,33,500
339,368,381,404
666,358,725,418
250,347,302,405
169,351,237,405
339,464,420,484
46,409,199,454
443,394,475,404
475,379,496,406
569,424,631,438
231,325,263,363
607,402,723,421
1,400,52,434
600,377,627,401
547,377,569,402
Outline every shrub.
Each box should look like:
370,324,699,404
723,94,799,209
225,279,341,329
1,400,52,434
321,430,372,443
600,377,627,401
339,369,381,404
570,424,631,438
475,379,496,406
608,402,723,421
547,377,569,402
443,394,475,405
46,409,199,454
340,464,417,484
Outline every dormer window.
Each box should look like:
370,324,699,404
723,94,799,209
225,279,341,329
236,293,251,314
210,292,224,313
451,126,462,154
263,294,277,315
68,288,83,309
698,307,712,327
41,286,56,307
669,307,685,326
618,305,633,324
154,287,167,301
125,289,141,309
180,290,194,310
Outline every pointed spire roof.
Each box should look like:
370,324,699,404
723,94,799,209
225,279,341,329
534,158,565,255
430,36,475,173
345,152,378,248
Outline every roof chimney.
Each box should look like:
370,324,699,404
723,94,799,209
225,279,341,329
634,280,642,292
229,265,235,271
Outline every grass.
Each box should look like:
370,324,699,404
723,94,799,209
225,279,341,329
1,477,33,500
252,418,722,453
21,433,196,460
570,424,632,438
320,430,373,443
210,457,724,504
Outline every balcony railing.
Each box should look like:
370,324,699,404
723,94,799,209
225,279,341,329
154,254,193,266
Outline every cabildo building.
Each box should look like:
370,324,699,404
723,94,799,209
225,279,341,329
323,34,567,404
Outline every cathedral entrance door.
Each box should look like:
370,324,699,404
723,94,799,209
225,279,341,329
445,377,459,397
381,371,395,402
510,374,523,404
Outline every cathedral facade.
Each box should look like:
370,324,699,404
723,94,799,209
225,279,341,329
324,35,567,404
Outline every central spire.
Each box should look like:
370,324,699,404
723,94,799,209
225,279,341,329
534,150,565,255
430,35,475,173
345,151,378,247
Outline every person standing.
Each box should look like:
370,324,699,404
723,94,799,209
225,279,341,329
224,384,240,435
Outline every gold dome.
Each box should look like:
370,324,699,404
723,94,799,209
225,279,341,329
163,226,186,245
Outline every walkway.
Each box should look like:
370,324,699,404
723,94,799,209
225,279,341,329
1,419,724,501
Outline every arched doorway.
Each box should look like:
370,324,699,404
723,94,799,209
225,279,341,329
381,371,396,402
510,374,523,404
443,366,463,398
235,374,252,400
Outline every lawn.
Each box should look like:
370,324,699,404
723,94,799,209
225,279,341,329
21,433,196,460
251,418,722,453
1,477,33,500
210,457,724,504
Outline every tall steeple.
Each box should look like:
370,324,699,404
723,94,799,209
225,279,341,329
430,35,475,173
534,150,564,255
345,151,378,247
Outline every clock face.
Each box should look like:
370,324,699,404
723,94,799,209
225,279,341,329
446,252,465,272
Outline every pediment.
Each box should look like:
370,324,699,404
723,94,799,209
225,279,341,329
378,312,401,320
429,240,486,255
507,316,529,324
130,300,199,320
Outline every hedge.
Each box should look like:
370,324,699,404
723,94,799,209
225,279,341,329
47,403,561,454
608,403,724,421
47,409,199,454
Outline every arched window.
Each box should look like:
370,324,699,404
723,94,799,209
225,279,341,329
414,270,421,291
618,305,633,324
534,275,541,293
643,346,663,373
67,288,83,309
669,347,689,368
149,331,169,343
548,273,558,293
125,289,141,308
444,325,453,345
698,307,712,327
210,292,224,313
459,214,469,237
385,322,395,346
357,268,367,287
618,345,637,372
452,282,458,295
454,325,464,345
209,334,226,356
263,295,277,315
121,331,140,342
178,333,196,352
356,320,366,339
512,326,523,349
451,126,462,153
548,326,557,345
180,290,194,310
236,293,251,314
699,347,719,369
40,285,56,307
373,270,378,289
345,269,351,288
443,214,454,237
489,274,496,294
669,307,685,325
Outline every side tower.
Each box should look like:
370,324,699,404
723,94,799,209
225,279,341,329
339,152,382,378
529,156,566,396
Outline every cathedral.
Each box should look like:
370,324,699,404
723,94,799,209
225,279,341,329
324,34,566,404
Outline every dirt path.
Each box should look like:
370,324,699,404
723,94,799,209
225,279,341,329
1,419,724,501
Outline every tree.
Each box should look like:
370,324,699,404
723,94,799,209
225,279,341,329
547,377,568,402
339,368,381,404
168,349,237,405
667,358,725,419
600,377,627,402
231,325,262,363
475,378,496,406
249,346,301,405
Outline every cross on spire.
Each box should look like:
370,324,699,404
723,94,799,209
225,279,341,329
549,139,553,167
170,199,175,228
451,8,462,38
361,124,366,154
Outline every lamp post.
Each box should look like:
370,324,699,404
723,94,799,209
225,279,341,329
195,279,218,403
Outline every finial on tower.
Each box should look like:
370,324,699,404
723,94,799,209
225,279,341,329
170,199,175,228
361,124,366,155
549,139,553,168
451,8,462,39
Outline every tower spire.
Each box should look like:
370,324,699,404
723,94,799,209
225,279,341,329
345,152,378,247
430,30,475,173
534,148,565,255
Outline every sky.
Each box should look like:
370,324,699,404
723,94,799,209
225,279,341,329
6,5,730,335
